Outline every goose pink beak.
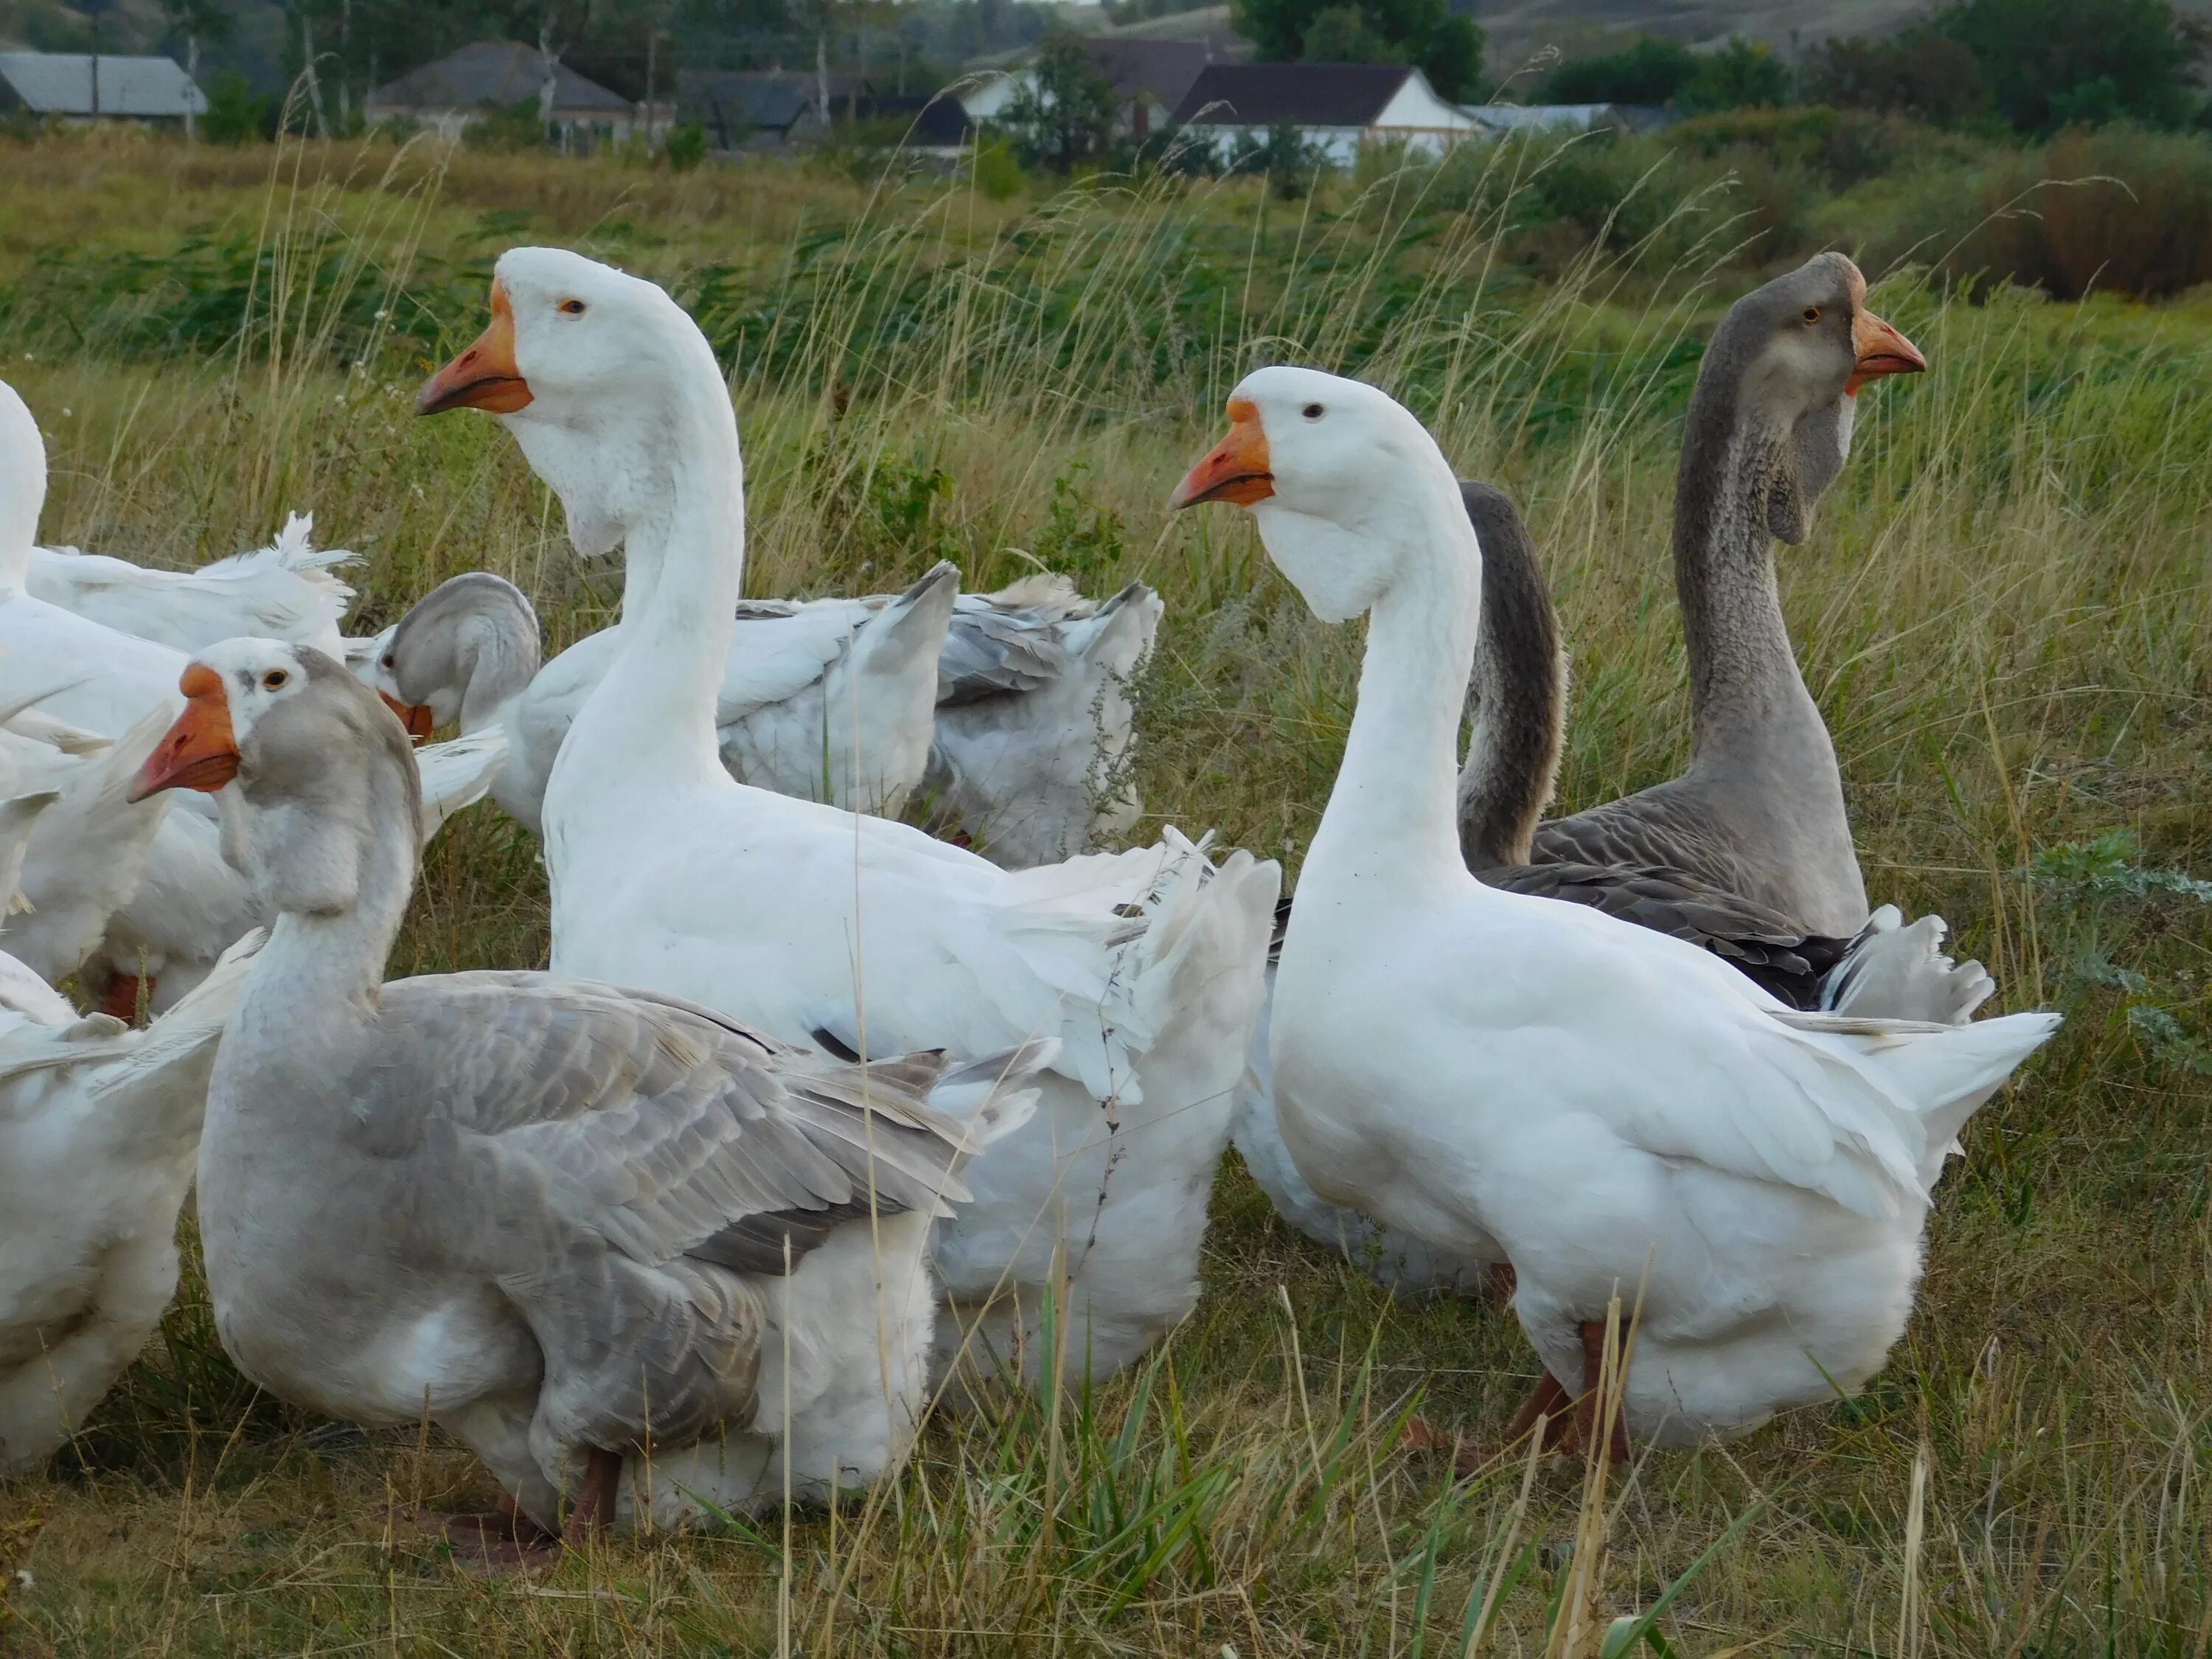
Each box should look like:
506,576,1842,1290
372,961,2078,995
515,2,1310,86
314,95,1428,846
1172,398,1274,508
131,664,240,801
1847,309,1924,395
417,283,534,417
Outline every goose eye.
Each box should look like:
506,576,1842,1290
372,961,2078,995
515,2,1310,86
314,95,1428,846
262,669,289,690
1802,305,1823,324
1302,403,1325,420
380,653,394,669
558,299,587,316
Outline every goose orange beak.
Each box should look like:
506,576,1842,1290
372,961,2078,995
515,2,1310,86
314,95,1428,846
417,283,534,417
378,692,435,745
1172,399,1273,508
1847,309,1924,395
131,664,240,801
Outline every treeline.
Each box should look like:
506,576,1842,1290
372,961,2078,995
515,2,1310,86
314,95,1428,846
1521,0,2205,139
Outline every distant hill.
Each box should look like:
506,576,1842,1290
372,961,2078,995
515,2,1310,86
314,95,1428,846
1475,0,2212,79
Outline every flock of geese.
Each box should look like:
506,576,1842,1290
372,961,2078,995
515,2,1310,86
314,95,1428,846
0,245,2059,1562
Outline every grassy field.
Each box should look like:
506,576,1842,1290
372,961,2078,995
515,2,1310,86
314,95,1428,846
1,127,2209,1656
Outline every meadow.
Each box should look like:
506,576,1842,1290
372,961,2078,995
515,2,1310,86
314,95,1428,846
0,124,2209,1655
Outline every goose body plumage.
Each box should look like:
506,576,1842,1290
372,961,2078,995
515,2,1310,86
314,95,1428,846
1180,365,2057,1446
925,576,1161,866
29,512,355,658
367,564,1158,862
368,563,956,833
420,250,1278,1389
0,934,257,1473
138,639,1046,1526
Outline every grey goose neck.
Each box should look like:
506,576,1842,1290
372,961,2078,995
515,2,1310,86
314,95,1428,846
1455,480,1565,872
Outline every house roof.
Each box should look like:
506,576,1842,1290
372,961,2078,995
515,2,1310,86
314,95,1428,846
678,69,815,133
853,90,973,146
0,52,206,117
1087,38,1215,105
367,41,632,116
1169,62,1416,128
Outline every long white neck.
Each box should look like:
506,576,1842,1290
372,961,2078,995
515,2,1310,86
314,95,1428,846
1301,474,1484,897
548,385,745,808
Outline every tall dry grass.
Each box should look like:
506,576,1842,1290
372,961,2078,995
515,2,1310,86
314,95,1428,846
0,128,2208,1655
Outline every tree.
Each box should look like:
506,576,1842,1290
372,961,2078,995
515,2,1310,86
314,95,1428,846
1933,0,2199,132
1800,28,1986,126
1231,0,1482,101
1537,35,1698,105
1001,33,1119,171
1674,36,1790,114
160,0,234,141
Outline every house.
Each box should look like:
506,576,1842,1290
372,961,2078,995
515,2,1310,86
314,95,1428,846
677,72,973,157
849,91,975,159
962,37,1224,141
1466,102,1673,139
0,52,206,122
1167,63,1479,164
365,41,639,142
678,69,823,150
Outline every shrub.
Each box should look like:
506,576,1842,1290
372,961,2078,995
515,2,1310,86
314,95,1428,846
1676,36,1792,115
661,119,708,171
971,136,1026,199
465,98,548,151
198,72,271,145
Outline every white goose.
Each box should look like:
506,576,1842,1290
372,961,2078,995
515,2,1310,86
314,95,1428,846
0,380,505,1014
361,562,958,832
29,512,355,657
1177,366,2058,1451
417,250,1279,1389
127,641,1044,1551
0,932,259,1475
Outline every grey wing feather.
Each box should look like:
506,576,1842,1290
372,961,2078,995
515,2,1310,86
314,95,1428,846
376,974,973,1274
1481,860,1852,1007
937,605,1077,705
1528,787,1764,900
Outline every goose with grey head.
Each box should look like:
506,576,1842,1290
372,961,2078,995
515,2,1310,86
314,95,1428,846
128,636,1048,1558
1176,366,2058,1455
1496,253,1984,1009
414,249,1279,1394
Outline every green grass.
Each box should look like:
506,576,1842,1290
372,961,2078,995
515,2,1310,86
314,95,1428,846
2,127,2211,1655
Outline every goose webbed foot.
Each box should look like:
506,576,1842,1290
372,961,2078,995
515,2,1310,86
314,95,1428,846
96,972,155,1024
560,1446,624,1548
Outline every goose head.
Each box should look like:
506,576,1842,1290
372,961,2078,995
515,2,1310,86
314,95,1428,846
379,571,542,738
131,639,420,916
0,380,48,589
1698,252,1924,544
1172,365,1461,622
416,248,734,561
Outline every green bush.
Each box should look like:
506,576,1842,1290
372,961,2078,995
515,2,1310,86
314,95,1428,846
972,136,1025,200
465,99,547,151
661,119,708,171
198,72,270,145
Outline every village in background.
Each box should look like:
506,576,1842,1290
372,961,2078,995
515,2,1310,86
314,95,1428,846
0,0,2207,185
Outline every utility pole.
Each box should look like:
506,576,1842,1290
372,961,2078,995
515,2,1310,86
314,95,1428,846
643,25,659,147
